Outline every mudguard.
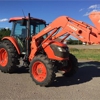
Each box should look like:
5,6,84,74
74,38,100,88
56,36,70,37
2,36,20,54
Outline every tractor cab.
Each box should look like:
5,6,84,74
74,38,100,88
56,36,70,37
9,16,46,54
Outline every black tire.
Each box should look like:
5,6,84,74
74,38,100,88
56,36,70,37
29,54,55,87
63,53,78,77
0,40,19,73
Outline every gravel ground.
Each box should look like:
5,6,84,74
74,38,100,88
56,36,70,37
0,60,100,100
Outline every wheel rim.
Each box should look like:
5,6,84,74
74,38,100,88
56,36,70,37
32,61,47,82
0,48,8,67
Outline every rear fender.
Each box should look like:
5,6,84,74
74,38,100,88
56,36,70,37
2,36,20,54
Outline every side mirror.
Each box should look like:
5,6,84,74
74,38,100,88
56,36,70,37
46,22,51,26
46,23,49,26
21,18,27,26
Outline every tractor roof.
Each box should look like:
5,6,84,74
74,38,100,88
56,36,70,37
9,17,46,23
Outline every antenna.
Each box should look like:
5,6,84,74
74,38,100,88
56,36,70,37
22,9,26,18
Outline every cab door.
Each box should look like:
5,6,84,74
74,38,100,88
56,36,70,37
11,20,27,54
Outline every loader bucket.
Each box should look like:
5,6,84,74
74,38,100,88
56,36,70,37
89,11,100,32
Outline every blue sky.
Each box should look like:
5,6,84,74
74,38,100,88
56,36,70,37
0,0,100,32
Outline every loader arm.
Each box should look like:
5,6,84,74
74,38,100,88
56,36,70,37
33,12,100,44
51,15,100,44
53,17,100,44
52,12,100,44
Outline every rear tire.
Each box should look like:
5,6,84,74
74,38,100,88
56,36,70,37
0,40,19,73
63,53,78,77
29,54,55,87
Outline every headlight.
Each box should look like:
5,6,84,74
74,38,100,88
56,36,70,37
57,47,66,52
50,44,69,58
57,47,63,52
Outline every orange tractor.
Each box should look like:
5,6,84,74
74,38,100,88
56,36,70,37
0,13,78,86
0,11,99,86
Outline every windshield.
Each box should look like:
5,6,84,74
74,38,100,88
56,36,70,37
31,23,45,36
11,20,46,38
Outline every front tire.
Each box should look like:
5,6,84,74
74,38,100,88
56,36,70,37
0,40,19,73
63,53,78,77
29,54,55,87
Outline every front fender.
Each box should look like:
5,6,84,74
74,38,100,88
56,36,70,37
2,36,20,54
42,40,68,61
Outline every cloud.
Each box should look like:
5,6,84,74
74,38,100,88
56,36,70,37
5,27,9,29
83,9,98,16
83,4,100,16
83,12,90,16
0,18,8,22
79,8,84,12
88,4,100,10
88,4,98,9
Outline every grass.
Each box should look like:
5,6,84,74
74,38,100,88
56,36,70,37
69,48,100,61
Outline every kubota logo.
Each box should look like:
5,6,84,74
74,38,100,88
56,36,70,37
67,24,77,31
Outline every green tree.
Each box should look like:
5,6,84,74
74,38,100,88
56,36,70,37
0,28,11,40
67,38,73,44
67,38,82,45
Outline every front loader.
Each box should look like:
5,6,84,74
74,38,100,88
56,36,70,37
50,12,100,45
0,13,78,87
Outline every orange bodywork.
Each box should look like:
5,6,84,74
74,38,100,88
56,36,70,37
9,17,46,23
2,37,20,54
89,12,100,32
42,40,68,60
29,37,68,61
